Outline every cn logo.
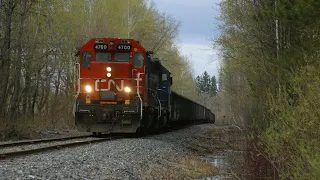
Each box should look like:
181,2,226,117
95,79,124,92
95,78,142,92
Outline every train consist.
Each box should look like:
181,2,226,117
74,38,215,134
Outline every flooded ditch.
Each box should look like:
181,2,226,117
200,151,231,179
195,125,277,180
194,125,276,180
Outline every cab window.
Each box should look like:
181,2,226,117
162,73,168,81
134,52,144,68
96,52,111,62
82,52,91,68
115,53,130,62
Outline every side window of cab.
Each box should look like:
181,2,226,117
82,52,91,68
162,73,168,81
134,52,144,68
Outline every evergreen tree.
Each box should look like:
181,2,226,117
202,71,211,93
195,71,217,96
196,71,209,93
195,75,202,93
210,76,217,96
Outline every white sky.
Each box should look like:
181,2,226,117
153,0,222,78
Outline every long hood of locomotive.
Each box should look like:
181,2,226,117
80,62,145,101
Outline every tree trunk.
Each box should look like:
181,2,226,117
9,0,27,119
55,69,61,97
0,0,15,118
23,63,31,115
0,0,3,39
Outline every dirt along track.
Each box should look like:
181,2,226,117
0,135,122,159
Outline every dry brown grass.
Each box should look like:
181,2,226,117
210,126,250,179
209,126,248,151
139,155,218,180
187,127,237,156
0,114,77,141
0,118,6,140
0,97,77,141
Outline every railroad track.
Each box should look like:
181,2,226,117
0,135,122,159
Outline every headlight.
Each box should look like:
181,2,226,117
106,67,111,72
107,73,111,77
124,87,131,93
85,85,92,93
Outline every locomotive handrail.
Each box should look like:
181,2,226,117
137,72,144,120
156,88,169,118
157,98,161,118
75,63,80,98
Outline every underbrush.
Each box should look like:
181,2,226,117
262,66,320,179
0,92,81,141
210,126,251,178
0,114,76,141
191,125,276,179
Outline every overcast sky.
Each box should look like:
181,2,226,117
152,0,222,78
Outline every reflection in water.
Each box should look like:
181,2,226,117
214,156,224,168
200,151,234,180
202,156,226,168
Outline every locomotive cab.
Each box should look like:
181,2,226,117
74,38,147,133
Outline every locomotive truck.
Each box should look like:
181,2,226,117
74,38,215,134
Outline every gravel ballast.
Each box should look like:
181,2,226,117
0,124,216,180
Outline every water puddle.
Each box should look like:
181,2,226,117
200,151,235,179
204,155,227,169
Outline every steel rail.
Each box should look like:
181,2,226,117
0,136,122,159
0,135,93,148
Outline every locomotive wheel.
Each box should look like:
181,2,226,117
152,112,159,130
135,126,147,137
142,107,154,130
143,113,153,129
159,116,167,129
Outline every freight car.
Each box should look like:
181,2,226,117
170,92,214,125
74,38,214,134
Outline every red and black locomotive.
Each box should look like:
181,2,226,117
74,38,214,134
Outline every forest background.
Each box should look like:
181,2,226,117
0,0,218,137
1,0,319,178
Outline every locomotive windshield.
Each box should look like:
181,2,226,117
115,53,130,62
96,52,112,62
